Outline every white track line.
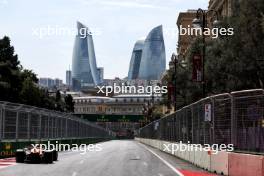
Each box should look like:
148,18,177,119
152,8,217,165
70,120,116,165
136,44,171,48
140,144,184,176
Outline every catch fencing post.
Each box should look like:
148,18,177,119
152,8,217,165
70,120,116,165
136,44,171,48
0,105,2,141
230,93,237,147
15,111,19,141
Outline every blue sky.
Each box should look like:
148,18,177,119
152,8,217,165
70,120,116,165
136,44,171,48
0,0,208,82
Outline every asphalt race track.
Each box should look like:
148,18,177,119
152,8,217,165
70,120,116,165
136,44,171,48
0,140,217,176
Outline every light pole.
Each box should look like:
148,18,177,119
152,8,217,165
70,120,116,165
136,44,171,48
192,8,220,98
169,53,178,111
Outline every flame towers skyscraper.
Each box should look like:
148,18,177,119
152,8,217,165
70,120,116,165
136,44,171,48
128,25,166,80
72,22,102,91
127,39,145,80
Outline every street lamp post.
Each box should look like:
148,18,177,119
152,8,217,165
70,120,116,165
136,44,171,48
192,8,220,98
169,53,178,111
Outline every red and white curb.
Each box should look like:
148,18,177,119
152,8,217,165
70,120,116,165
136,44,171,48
0,158,16,169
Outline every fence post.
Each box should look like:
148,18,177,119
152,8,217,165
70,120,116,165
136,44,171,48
211,97,215,145
15,111,19,141
47,113,50,140
65,118,68,139
38,113,42,141
0,105,2,141
231,93,237,147
27,113,31,141
2,106,5,139
191,106,194,143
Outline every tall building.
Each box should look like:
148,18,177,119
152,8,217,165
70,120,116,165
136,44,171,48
127,40,145,80
54,78,63,87
97,67,104,83
39,78,54,88
209,0,233,17
38,78,62,89
176,10,197,59
137,25,166,80
72,21,102,91
66,70,72,87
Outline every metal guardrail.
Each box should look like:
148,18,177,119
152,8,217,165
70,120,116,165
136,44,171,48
0,101,115,142
137,89,264,153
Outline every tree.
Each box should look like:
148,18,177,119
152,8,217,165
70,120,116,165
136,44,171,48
64,94,75,112
0,36,21,102
0,36,68,111
19,77,41,106
20,69,38,83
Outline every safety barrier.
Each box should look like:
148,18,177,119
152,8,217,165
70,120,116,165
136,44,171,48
228,152,264,176
194,148,211,170
211,151,229,175
138,89,264,154
0,101,115,158
136,138,264,176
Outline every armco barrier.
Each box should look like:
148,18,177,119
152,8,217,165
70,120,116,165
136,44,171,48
210,151,229,175
228,152,264,176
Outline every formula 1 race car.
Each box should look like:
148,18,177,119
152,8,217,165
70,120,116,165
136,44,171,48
15,145,58,164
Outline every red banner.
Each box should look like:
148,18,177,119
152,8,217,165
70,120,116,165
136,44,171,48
192,54,202,82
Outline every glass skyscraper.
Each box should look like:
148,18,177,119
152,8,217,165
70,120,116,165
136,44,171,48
137,25,166,80
72,22,102,91
127,39,145,80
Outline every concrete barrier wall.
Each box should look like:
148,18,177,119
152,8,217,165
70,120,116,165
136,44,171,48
136,138,264,176
228,152,264,176
211,151,229,175
194,148,211,170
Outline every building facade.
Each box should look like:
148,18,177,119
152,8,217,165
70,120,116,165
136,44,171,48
66,70,72,88
177,10,197,59
38,77,63,89
138,25,166,80
73,94,162,137
74,94,161,115
209,0,233,17
127,40,145,80
72,21,102,91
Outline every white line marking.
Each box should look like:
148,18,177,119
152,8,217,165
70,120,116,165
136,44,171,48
140,144,184,176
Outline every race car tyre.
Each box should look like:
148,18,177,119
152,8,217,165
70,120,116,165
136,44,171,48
15,150,25,163
52,150,58,161
43,151,53,164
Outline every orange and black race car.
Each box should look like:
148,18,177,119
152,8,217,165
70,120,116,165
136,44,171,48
15,145,58,164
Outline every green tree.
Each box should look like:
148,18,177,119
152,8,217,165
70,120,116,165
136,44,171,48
64,94,75,112
0,36,21,102
19,77,41,106
0,36,67,111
